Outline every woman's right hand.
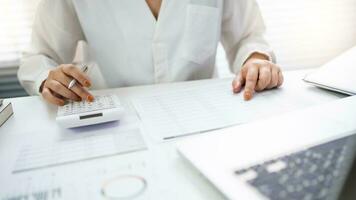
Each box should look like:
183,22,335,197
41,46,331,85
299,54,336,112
41,64,94,106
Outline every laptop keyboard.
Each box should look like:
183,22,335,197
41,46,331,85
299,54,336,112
234,136,351,200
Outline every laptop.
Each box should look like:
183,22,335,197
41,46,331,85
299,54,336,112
303,46,356,95
178,96,356,200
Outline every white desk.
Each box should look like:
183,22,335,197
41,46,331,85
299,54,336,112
0,70,346,199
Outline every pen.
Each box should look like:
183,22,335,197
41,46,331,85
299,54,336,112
67,65,89,89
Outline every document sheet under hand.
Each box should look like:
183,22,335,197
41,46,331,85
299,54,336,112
132,81,315,141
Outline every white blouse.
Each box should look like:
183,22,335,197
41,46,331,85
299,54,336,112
18,0,274,95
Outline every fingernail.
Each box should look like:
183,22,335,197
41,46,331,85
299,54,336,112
87,95,94,102
234,84,241,93
244,91,252,100
84,80,91,87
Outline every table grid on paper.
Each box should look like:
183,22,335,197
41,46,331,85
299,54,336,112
132,82,316,140
13,130,146,173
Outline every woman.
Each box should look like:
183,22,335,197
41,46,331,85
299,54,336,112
18,0,283,106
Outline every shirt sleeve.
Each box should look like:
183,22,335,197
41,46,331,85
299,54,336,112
18,0,85,95
221,0,275,74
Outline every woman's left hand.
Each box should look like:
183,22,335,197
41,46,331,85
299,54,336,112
232,54,284,101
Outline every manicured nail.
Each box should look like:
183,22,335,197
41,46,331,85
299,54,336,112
233,83,241,93
244,91,252,100
87,95,94,102
84,80,91,87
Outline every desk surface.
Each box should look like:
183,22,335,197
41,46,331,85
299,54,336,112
0,69,346,199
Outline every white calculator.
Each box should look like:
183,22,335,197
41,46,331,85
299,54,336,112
56,94,124,128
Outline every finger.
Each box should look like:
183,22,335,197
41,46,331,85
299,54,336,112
54,72,94,101
244,65,259,101
42,87,65,106
61,64,91,87
277,70,284,87
71,83,95,102
267,66,279,89
255,66,271,92
55,72,80,89
232,73,245,93
46,80,81,101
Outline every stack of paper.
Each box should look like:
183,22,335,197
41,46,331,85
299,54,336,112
0,99,13,127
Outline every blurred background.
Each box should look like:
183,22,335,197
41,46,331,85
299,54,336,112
1,0,356,98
